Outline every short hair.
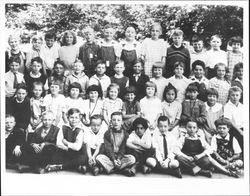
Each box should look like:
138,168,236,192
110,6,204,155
191,34,204,43
192,60,205,71
42,110,55,119
90,114,103,122
163,83,178,101
6,114,15,120
107,83,120,98
152,61,164,69
31,34,43,43
84,27,94,34
211,34,222,42
214,63,226,72
214,117,232,128
86,85,103,98
229,36,243,47
232,62,243,80
9,56,21,66
133,58,144,68
206,88,219,98
16,83,28,92
174,61,185,69
53,60,65,68
125,24,137,33
186,119,198,126
114,60,125,68
104,24,114,30
68,82,82,94
125,86,136,94
95,60,106,69
157,115,169,124
132,117,148,130
8,34,21,43
50,80,61,88
62,30,77,45
31,56,43,66
229,86,242,95
172,29,184,37
45,32,56,40
32,81,44,91
145,81,157,93
186,82,199,93
67,108,81,117
111,111,123,119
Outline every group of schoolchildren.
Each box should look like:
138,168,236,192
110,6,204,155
5,22,244,178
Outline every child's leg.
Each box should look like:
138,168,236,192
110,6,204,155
96,154,115,174
176,155,201,175
119,154,136,170
195,155,211,170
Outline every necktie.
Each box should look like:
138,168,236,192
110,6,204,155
13,72,18,88
162,134,168,160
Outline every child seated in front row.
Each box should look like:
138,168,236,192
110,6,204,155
152,116,182,178
211,117,243,177
96,112,136,176
126,117,155,175
85,114,107,176
175,120,213,177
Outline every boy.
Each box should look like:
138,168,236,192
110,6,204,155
211,117,243,176
175,119,213,177
151,116,182,178
128,59,150,101
96,112,136,176
18,111,59,174
6,114,26,168
85,114,107,175
79,27,100,77
165,29,191,78
89,60,111,98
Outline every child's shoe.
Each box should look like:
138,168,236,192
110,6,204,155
78,165,87,174
228,170,240,178
172,168,182,178
18,164,32,173
45,164,63,172
123,168,135,177
142,165,151,174
198,169,212,178
34,167,46,174
92,166,100,176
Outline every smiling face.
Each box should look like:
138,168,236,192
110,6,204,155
229,91,241,104
125,27,136,42
73,61,84,74
216,65,226,79
153,67,163,78
70,88,80,99
89,90,99,102
45,38,55,48
65,33,74,45
193,40,204,53
68,112,81,128
174,65,184,77
125,92,135,102
133,62,143,74
146,86,156,97
32,39,43,50
186,121,198,137
235,67,243,80
33,84,43,98
231,42,241,52
207,94,217,106
109,87,119,100
50,84,60,95
193,65,204,79
114,62,125,75
8,37,19,51
186,90,199,100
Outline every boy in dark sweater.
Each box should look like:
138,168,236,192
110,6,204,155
165,29,190,78
96,112,136,176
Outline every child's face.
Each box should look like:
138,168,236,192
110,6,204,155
207,94,217,106
216,65,226,79
193,41,204,53
32,40,42,50
151,26,161,40
9,62,20,73
158,120,168,134
109,87,119,100
230,91,241,104
9,38,19,50
85,31,94,42
65,33,74,45
31,61,42,74
125,27,136,41
172,35,183,46
165,89,176,103
174,66,184,77
42,113,54,128
217,125,229,138
193,65,204,79
146,87,155,97
68,113,81,128
6,117,16,132
90,118,102,134
89,90,99,101
70,88,80,99
186,121,198,137
73,62,84,74
232,42,241,52
153,67,162,78
236,68,243,80
111,115,123,130
135,124,146,138
96,64,106,76
125,92,135,102
133,63,143,74
187,90,199,100
114,63,125,75
16,88,27,101
210,37,221,50
45,38,55,48
54,64,65,76
33,85,43,98
50,84,60,95
104,28,114,41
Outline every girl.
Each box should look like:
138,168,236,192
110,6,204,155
62,82,85,125
48,60,67,95
150,62,169,101
110,60,129,100
140,81,162,131
208,63,231,105
58,30,79,75
120,25,142,77
24,57,48,97
231,62,243,103
102,83,123,126
162,83,182,132
141,23,166,78
205,35,227,79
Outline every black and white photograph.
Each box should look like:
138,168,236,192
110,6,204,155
1,1,249,195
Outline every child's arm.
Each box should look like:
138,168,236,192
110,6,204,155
194,138,213,160
56,128,68,150
195,102,207,125
63,130,84,151
169,119,179,131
